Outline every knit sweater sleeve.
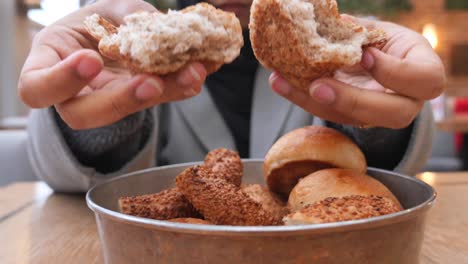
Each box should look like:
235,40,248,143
53,108,154,173
26,107,159,192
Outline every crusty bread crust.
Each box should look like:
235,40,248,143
288,169,402,212
242,184,289,223
84,3,243,75
176,165,280,226
263,126,367,196
284,195,401,225
249,0,387,90
118,187,200,220
204,148,243,187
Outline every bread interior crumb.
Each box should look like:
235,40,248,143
282,0,369,65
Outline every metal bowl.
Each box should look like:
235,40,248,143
87,160,436,264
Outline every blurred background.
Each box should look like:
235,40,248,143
1,0,468,185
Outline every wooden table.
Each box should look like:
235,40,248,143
0,173,467,264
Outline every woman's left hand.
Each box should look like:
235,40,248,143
269,16,446,129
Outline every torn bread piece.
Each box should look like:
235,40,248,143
84,3,243,75
250,0,387,90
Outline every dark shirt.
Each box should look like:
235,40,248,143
205,30,258,158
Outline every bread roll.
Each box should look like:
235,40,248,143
249,0,386,91
288,169,402,211
84,3,243,75
263,126,366,196
284,195,401,225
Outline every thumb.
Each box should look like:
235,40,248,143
18,48,103,108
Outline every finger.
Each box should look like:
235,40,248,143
270,73,424,129
269,73,359,126
18,49,103,108
55,63,207,130
309,78,424,129
361,47,446,100
55,74,163,129
160,63,207,102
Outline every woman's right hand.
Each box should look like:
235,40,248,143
18,0,207,129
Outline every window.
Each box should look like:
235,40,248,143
451,44,468,77
446,0,468,10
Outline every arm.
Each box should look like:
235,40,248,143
19,0,207,192
27,107,159,192
268,19,444,174
54,108,153,173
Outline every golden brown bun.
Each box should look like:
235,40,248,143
288,169,402,211
249,0,387,91
168,218,212,225
284,195,402,225
242,184,289,223
263,126,366,196
84,3,243,75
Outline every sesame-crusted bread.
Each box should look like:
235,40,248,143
284,195,401,225
118,187,200,220
84,3,243,75
249,0,387,90
204,148,243,187
176,165,280,226
288,169,402,212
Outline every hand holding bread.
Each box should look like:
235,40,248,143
18,0,445,131
18,0,242,130
253,0,446,129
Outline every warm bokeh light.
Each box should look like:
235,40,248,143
422,24,438,49
419,172,436,186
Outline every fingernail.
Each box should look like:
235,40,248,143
135,78,163,101
178,65,202,86
184,88,198,97
310,83,335,105
361,50,375,70
271,74,291,95
76,54,102,79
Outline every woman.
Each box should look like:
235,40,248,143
18,0,444,191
